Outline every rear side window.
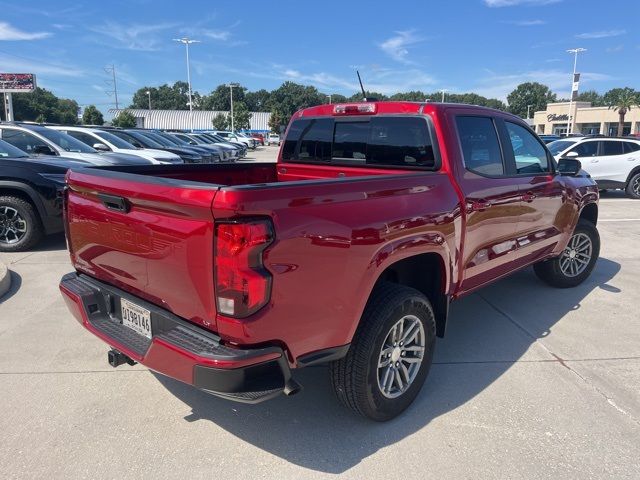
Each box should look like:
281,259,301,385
570,141,598,157
623,142,640,153
456,116,504,176
505,122,549,174
282,116,436,169
1,129,47,154
601,141,624,156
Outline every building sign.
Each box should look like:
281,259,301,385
0,73,37,93
547,113,569,122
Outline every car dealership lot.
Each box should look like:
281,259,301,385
1,150,639,479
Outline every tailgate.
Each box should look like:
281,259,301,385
65,168,221,331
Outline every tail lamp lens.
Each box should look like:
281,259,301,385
215,220,274,318
333,103,376,115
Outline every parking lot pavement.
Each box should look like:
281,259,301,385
240,145,279,162
1,196,639,479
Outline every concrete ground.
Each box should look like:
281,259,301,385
0,153,639,479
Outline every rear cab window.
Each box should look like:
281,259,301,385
281,115,438,170
455,116,504,176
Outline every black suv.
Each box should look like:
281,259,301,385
0,139,93,251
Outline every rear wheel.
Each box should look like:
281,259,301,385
0,196,43,252
626,172,640,199
329,282,436,421
534,219,599,288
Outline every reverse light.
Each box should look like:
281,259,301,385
214,220,274,318
333,103,377,115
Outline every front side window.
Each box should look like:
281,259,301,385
37,128,96,153
505,121,549,174
623,142,640,153
456,116,504,176
67,131,102,148
570,141,598,157
601,141,624,156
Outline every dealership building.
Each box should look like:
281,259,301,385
533,101,640,136
109,109,271,132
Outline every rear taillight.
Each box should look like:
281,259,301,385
333,103,376,115
214,219,274,318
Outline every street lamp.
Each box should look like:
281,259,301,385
146,90,151,110
566,47,586,135
226,83,240,132
440,89,448,102
173,37,200,132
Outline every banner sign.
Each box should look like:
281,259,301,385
571,73,580,101
0,73,37,93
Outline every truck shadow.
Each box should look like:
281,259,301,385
154,257,621,474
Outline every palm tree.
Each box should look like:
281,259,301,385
608,88,639,136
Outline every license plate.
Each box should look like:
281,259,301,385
120,298,152,339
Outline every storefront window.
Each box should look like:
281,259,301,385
578,123,601,135
607,123,631,136
552,124,568,136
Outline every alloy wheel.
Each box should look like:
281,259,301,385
0,206,27,245
559,232,592,277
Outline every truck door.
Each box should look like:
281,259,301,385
501,120,564,266
452,115,524,293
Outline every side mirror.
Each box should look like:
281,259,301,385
564,151,579,158
33,145,57,156
93,143,110,152
558,158,582,176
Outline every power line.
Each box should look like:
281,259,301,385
104,65,119,109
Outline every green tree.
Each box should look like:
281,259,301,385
268,109,285,134
111,110,137,128
605,87,639,137
10,87,79,124
389,91,429,102
130,82,198,110
201,84,247,111
327,93,348,104
268,82,325,119
82,105,104,125
231,102,252,130
243,89,270,111
35,114,46,124
575,90,604,107
211,112,229,130
346,91,388,102
507,82,557,118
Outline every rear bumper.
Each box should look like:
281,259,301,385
59,272,296,403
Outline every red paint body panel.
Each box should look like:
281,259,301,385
62,102,598,373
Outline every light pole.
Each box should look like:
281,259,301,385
566,47,586,135
146,90,151,110
226,83,239,132
440,89,448,102
173,37,200,132
527,104,533,119
326,95,332,104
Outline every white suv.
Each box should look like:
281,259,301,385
548,137,640,198
49,126,181,164
212,131,256,149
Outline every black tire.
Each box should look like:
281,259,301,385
534,219,600,288
626,172,640,199
0,195,43,252
329,282,436,421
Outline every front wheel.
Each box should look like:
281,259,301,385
329,282,436,421
626,172,640,199
0,196,43,252
534,219,600,288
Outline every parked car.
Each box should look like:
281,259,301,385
48,126,182,164
135,130,223,163
235,132,258,148
105,129,207,163
538,134,561,144
212,130,256,149
182,133,237,162
0,139,94,251
152,131,230,162
267,133,280,146
0,123,152,166
60,102,598,421
547,136,640,198
250,133,265,146
202,132,248,157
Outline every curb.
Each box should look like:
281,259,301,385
0,262,11,299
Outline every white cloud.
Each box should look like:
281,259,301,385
0,22,51,40
576,29,626,39
606,44,624,53
90,22,177,51
484,0,561,6
474,69,613,101
379,30,423,64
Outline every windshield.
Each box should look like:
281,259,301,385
547,140,577,155
155,133,181,146
0,139,29,158
138,131,173,147
38,129,97,153
94,130,137,149
122,130,164,148
165,133,191,145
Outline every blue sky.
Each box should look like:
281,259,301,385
0,0,638,114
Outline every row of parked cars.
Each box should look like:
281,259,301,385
0,122,268,251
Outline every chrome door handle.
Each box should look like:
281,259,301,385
469,201,493,212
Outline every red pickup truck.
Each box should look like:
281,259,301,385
60,102,599,421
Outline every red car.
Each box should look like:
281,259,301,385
60,102,599,420
250,133,265,146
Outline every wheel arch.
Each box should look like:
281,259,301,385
625,166,640,187
0,182,47,221
579,202,598,226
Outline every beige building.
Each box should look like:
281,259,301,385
533,101,640,136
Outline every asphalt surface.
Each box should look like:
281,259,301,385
1,150,639,479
